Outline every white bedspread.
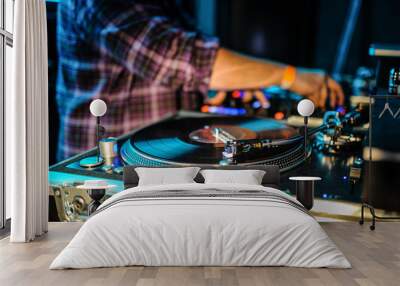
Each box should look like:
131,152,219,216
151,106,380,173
50,183,351,269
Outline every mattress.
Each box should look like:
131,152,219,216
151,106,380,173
50,183,351,269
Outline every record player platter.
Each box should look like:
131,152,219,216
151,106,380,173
120,116,306,170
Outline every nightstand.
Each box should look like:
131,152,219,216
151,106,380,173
289,176,321,210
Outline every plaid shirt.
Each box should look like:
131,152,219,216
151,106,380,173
56,0,219,161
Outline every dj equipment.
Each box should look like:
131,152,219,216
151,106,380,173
119,115,306,171
49,109,367,222
51,107,366,182
388,67,400,95
315,110,365,154
204,87,302,119
99,137,118,166
50,184,92,222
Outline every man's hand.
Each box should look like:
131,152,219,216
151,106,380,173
210,48,345,109
290,69,345,109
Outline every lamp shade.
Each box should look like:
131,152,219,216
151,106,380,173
90,99,107,117
297,99,315,117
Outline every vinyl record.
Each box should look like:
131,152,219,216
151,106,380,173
120,116,303,167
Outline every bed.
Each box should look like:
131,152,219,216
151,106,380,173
50,165,350,269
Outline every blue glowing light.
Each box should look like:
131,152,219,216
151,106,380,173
252,101,261,109
208,106,246,116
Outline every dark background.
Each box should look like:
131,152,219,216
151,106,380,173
217,0,400,72
46,0,400,164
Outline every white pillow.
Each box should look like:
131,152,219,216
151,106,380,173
135,167,201,186
200,169,266,185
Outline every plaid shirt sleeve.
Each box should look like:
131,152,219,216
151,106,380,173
78,1,219,94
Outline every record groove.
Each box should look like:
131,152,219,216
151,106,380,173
121,116,304,169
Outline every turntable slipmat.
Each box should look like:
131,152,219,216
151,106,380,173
120,116,302,166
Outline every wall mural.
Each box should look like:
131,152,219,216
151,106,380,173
46,0,400,225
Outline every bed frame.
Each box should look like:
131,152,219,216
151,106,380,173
123,165,280,189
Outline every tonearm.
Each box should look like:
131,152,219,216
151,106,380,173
223,108,364,160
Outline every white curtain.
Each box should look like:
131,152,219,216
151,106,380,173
8,0,49,242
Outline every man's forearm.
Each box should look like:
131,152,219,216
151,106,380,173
209,48,286,90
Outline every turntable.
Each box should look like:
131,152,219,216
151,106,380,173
49,109,368,222
50,111,308,181
119,115,306,170
48,111,309,221
50,105,368,182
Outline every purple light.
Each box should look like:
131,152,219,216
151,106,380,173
336,106,346,115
